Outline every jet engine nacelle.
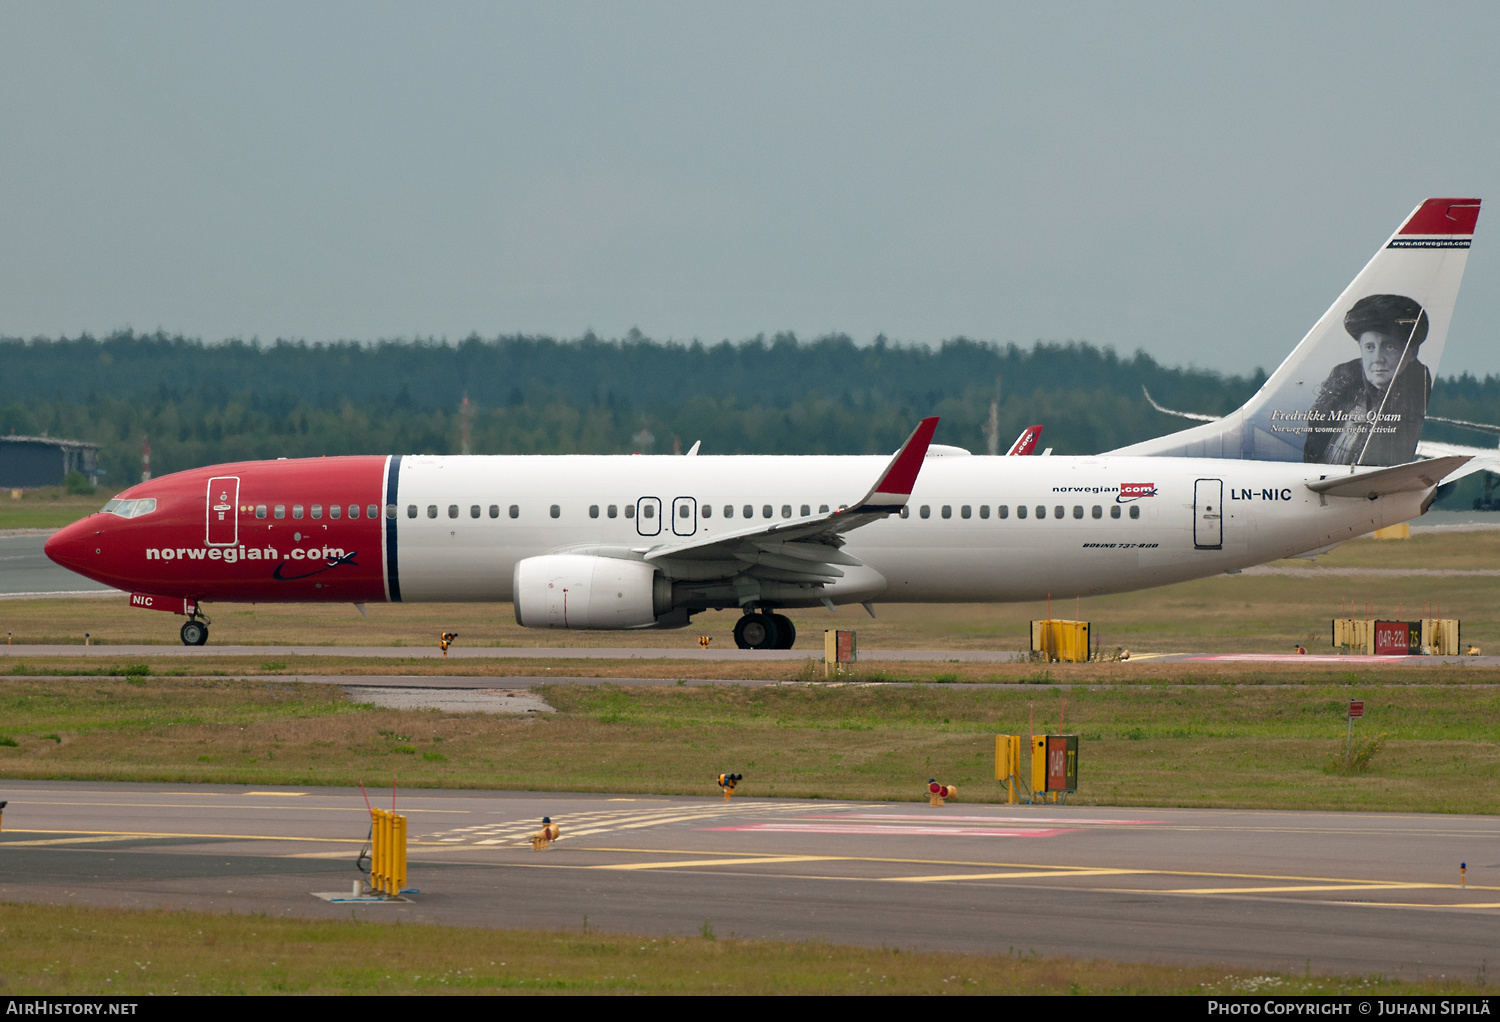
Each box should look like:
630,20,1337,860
513,554,672,629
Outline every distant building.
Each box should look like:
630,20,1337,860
0,436,101,488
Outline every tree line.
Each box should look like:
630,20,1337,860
2,330,1497,507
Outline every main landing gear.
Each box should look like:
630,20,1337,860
733,611,796,650
180,618,209,647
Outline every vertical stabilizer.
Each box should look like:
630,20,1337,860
1112,198,1480,465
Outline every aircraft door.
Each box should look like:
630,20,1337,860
1193,478,1223,550
636,497,662,537
206,476,240,547
672,496,697,536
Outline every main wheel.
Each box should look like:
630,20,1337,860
733,613,779,650
180,620,209,646
770,613,796,649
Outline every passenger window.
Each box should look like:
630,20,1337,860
998,505,1008,519
1129,505,1141,519
819,504,829,513
329,505,341,520
1110,505,1121,519
550,504,560,519
608,505,618,518
447,505,458,519
349,504,361,519
369,505,380,519
723,505,734,518
763,505,773,519
426,505,437,519
489,505,499,518
256,505,267,519
961,505,971,519
471,505,481,519
920,505,931,519
1091,505,1102,519
899,506,909,519
292,505,304,519
781,505,791,518
1016,505,1026,519
311,505,323,519
509,505,520,519
590,505,599,519
979,505,990,519
274,505,286,519
941,505,952,519
702,505,712,519
743,505,753,519
680,505,691,519
643,504,654,519
1073,505,1083,519
1054,505,1065,519
626,505,635,519
800,504,810,517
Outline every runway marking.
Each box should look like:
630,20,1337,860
424,801,859,848
1188,654,1409,663
245,791,307,796
565,846,1500,892
0,835,150,847
9,800,465,814
1161,883,1443,895
1,828,364,845
885,868,1143,882
591,856,837,870
704,822,1074,837
810,813,1162,826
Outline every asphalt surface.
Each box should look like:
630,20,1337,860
1,780,1496,978
0,531,117,599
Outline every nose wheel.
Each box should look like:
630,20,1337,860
180,620,209,646
733,612,797,650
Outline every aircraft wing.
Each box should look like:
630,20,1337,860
1415,440,1500,483
640,417,938,584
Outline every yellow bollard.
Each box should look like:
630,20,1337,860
368,808,408,896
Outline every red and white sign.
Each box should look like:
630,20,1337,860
1119,482,1156,501
1348,700,1364,719
130,593,197,616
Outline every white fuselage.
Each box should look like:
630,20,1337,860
389,453,1419,604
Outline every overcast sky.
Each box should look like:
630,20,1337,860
2,2,1497,377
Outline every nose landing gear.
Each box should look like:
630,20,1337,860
733,611,797,650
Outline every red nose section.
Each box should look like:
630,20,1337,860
44,517,101,577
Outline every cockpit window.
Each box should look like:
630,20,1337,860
101,497,157,519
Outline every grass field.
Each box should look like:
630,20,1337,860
8,529,1500,652
0,488,102,530
2,901,1476,996
2,676,1498,811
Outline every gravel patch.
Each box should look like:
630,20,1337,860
341,686,556,714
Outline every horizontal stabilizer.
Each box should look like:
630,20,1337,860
1306,455,1470,499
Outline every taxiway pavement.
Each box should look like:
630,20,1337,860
1,780,1495,979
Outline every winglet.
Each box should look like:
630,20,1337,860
848,417,939,513
1005,425,1045,456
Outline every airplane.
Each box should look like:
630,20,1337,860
44,197,1480,649
1005,425,1045,456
